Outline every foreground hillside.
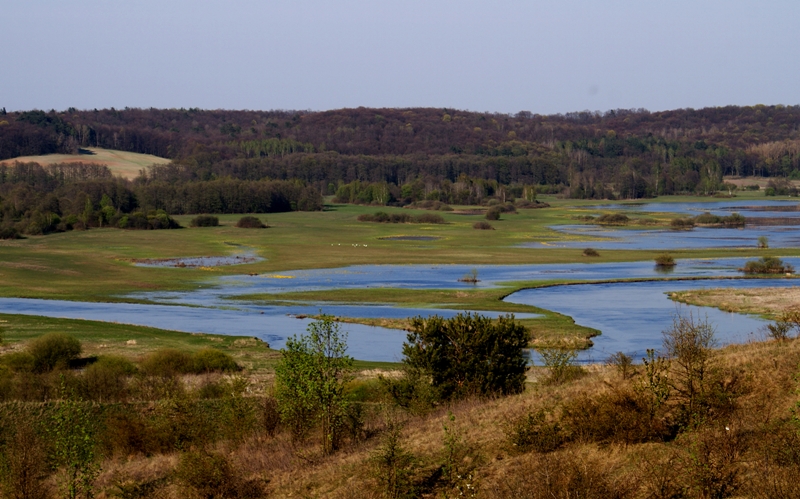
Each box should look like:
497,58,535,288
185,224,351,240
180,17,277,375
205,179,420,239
2,311,800,498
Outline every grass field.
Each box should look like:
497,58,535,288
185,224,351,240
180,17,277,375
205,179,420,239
0,147,170,179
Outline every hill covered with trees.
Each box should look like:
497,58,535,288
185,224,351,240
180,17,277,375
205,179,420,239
1,105,800,236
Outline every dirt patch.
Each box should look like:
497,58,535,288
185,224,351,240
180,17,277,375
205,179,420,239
450,209,486,215
131,254,261,268
379,236,442,241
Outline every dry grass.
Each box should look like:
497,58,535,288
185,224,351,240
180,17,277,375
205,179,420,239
670,286,800,317
0,147,169,179
7,336,800,498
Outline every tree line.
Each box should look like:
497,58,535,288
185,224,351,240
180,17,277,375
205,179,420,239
2,105,800,201
0,162,322,238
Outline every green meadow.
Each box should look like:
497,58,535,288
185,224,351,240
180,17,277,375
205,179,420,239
1,193,798,358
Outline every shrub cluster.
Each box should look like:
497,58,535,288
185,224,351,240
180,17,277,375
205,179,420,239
595,213,630,225
741,256,794,274
582,248,599,257
139,348,240,376
406,200,453,211
117,210,181,230
190,214,219,227
654,253,676,266
473,221,494,230
358,211,445,224
693,212,746,227
235,216,266,228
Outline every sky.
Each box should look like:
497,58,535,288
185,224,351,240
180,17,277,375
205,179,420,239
2,0,799,115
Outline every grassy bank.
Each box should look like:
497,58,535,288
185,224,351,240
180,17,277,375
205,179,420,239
669,286,800,319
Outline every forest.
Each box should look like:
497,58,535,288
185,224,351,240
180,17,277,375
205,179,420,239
2,105,800,236
2,105,800,198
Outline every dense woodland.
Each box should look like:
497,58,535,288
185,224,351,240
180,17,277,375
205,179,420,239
2,105,800,236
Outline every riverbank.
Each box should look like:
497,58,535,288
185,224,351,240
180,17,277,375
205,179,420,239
669,286,800,318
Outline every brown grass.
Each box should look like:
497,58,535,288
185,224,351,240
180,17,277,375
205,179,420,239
7,335,800,498
670,286,800,317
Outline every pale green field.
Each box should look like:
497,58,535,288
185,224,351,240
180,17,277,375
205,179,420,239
0,147,170,179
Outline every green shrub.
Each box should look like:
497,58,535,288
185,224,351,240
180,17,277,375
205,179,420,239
539,347,583,385
742,256,793,274
403,313,528,400
1,352,31,376
655,253,676,267
27,333,82,372
485,207,501,220
506,410,566,454
583,248,599,257
175,450,264,499
473,221,494,230
595,213,629,225
413,213,445,224
192,348,239,373
139,349,194,376
670,217,695,229
0,226,21,240
82,356,137,402
235,216,266,228
189,215,219,227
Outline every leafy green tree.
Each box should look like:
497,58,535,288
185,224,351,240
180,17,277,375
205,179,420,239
275,316,354,454
402,313,528,400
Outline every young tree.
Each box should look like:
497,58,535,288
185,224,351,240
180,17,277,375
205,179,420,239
274,316,353,454
663,313,716,424
402,313,528,400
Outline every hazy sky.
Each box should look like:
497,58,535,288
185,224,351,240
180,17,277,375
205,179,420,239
2,0,799,114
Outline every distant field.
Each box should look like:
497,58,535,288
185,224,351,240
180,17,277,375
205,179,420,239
0,147,170,179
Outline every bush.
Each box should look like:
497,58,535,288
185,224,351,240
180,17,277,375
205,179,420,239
192,348,239,373
118,210,181,230
670,217,696,229
758,235,769,249
235,216,266,228
175,450,265,499
0,226,22,239
27,333,82,372
595,213,629,225
506,410,566,454
413,213,445,224
583,248,599,257
403,313,528,400
82,356,137,402
539,348,583,384
485,207,501,220
358,212,444,224
1,352,35,373
473,221,494,230
655,253,676,267
190,215,219,227
742,256,793,274
139,348,194,376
